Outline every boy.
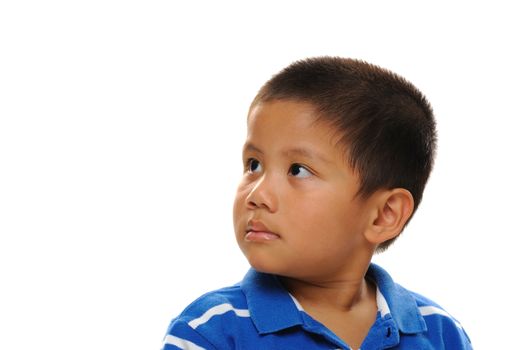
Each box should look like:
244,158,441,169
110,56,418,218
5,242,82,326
162,57,472,349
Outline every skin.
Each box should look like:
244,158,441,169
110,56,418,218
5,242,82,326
232,99,414,349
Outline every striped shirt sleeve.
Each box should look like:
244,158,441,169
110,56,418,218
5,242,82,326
162,319,217,350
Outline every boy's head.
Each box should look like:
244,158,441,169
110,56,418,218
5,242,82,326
233,57,436,278
248,57,436,252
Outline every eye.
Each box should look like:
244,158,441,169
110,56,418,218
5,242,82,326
289,163,313,178
246,158,262,174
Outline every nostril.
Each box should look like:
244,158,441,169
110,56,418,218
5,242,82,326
244,178,276,212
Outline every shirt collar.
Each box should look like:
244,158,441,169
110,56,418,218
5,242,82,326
240,263,427,335
240,268,304,334
367,263,427,334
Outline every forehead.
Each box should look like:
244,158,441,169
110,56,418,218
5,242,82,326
247,100,333,137
245,100,346,159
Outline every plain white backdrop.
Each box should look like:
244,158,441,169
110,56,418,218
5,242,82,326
1,1,524,349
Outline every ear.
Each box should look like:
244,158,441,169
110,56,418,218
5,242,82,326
364,188,414,246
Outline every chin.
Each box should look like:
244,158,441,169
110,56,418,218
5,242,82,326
245,254,284,276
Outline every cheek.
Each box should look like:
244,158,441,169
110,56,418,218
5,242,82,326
281,201,333,248
233,184,249,226
290,195,358,237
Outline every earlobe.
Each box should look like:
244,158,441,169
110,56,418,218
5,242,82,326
365,189,414,245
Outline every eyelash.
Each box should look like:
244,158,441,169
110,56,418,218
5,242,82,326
245,158,261,173
244,158,313,178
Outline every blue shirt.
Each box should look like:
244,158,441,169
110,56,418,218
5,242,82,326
162,264,472,349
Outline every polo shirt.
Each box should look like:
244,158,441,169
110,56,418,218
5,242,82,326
162,263,472,349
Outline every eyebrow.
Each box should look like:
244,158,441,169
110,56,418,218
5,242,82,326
283,147,332,164
243,143,263,155
243,143,332,164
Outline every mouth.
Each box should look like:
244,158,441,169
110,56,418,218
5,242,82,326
245,220,280,242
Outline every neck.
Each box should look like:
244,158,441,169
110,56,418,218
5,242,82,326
279,263,375,312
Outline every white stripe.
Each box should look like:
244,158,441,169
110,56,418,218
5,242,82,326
188,303,250,329
376,288,391,318
289,293,305,311
163,334,206,350
418,305,462,328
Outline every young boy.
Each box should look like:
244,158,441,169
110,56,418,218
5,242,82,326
162,57,472,349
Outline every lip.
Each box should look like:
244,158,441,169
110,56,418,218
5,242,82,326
245,220,280,242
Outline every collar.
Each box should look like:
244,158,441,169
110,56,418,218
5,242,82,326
365,263,427,334
240,263,427,335
240,269,304,334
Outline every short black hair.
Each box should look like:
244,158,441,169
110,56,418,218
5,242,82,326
250,56,436,251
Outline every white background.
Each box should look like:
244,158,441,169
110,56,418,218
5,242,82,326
1,1,524,349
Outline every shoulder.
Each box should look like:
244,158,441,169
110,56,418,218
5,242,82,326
176,284,248,324
402,285,473,348
162,284,252,349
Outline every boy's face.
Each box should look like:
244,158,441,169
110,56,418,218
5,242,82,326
233,100,374,281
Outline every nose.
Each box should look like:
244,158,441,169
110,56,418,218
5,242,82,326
245,174,277,212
